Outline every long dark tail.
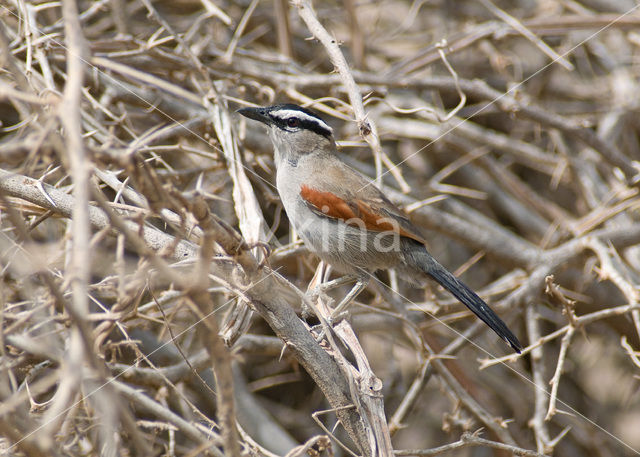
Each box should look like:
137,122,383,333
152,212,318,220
403,240,522,353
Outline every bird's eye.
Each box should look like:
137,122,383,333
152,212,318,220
286,118,299,128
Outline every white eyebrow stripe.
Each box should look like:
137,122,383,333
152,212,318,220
270,109,333,133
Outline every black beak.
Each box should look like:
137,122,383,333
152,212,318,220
237,106,272,125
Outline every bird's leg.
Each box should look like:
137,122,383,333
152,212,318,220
314,274,359,293
330,276,369,320
304,273,358,319
310,275,369,344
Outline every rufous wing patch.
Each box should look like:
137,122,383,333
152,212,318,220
299,185,424,243
300,185,358,220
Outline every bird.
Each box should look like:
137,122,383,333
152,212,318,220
238,103,522,353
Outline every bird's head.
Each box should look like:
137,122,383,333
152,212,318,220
238,104,335,164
